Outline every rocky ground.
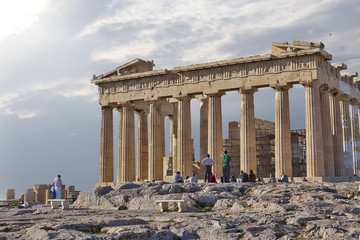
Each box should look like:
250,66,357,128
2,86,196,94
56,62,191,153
1,181,360,240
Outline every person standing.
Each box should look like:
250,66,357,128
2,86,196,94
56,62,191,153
201,154,215,182
221,150,231,183
53,175,63,205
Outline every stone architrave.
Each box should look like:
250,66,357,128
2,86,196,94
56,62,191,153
118,105,135,182
136,110,149,181
177,96,192,178
350,100,360,176
239,88,257,175
149,102,164,180
207,93,223,178
116,107,123,183
273,85,292,178
304,83,325,177
340,95,354,176
100,106,114,183
320,87,335,177
329,91,345,176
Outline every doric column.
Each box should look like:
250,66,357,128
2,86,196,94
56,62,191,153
199,97,209,161
320,87,335,177
340,95,354,176
199,97,208,178
177,96,192,178
304,83,324,177
330,91,344,176
99,106,113,183
169,103,178,174
350,100,360,176
149,101,164,180
136,109,149,181
239,88,257,175
116,107,123,183
207,93,223,178
273,85,292,178
118,105,135,182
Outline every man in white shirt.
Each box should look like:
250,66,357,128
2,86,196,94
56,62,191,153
201,154,215,183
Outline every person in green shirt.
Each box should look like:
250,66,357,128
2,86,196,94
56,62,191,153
221,150,231,183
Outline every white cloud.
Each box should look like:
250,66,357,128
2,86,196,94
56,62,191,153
0,77,97,119
80,0,345,64
0,0,48,41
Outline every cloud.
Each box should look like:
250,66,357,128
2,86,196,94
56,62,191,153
78,0,346,65
0,76,97,118
0,0,49,41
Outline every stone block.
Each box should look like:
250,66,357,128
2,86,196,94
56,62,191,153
6,189,15,200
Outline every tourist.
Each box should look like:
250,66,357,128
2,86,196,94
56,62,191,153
230,175,237,182
209,173,216,183
256,177,265,183
184,176,190,183
221,150,231,182
238,170,249,182
268,173,276,183
249,169,256,182
53,175,63,206
50,186,56,199
290,177,295,183
171,171,184,183
189,173,198,183
278,173,289,183
201,154,215,182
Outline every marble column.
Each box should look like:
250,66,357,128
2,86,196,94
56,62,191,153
169,103,178,174
304,83,324,177
350,100,360,176
199,97,208,178
116,107,123,183
100,106,113,183
329,91,344,176
340,95,354,176
274,86,292,178
177,96,192,178
149,102,164,180
239,89,257,175
136,110,149,181
119,105,135,182
320,87,335,177
207,93,223,178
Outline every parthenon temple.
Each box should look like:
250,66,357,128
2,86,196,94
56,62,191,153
91,40,360,186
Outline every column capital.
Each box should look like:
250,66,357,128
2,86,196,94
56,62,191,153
301,81,321,88
175,96,192,102
239,87,258,94
349,99,359,105
101,105,113,110
339,94,350,101
271,83,293,91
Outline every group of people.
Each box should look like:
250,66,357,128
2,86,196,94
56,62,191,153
199,151,293,184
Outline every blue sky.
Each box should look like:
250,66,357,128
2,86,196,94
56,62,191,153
0,0,359,199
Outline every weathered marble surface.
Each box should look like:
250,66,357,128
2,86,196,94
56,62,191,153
1,181,359,239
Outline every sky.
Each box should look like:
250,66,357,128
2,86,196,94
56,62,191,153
0,0,359,199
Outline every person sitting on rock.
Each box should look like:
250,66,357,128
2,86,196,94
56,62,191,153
268,173,276,183
209,173,216,183
289,177,295,183
248,169,256,182
189,173,198,183
256,177,265,183
278,173,289,183
238,170,249,182
184,176,190,183
172,171,183,183
230,175,237,182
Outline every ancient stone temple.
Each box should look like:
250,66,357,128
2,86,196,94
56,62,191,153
91,40,360,185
